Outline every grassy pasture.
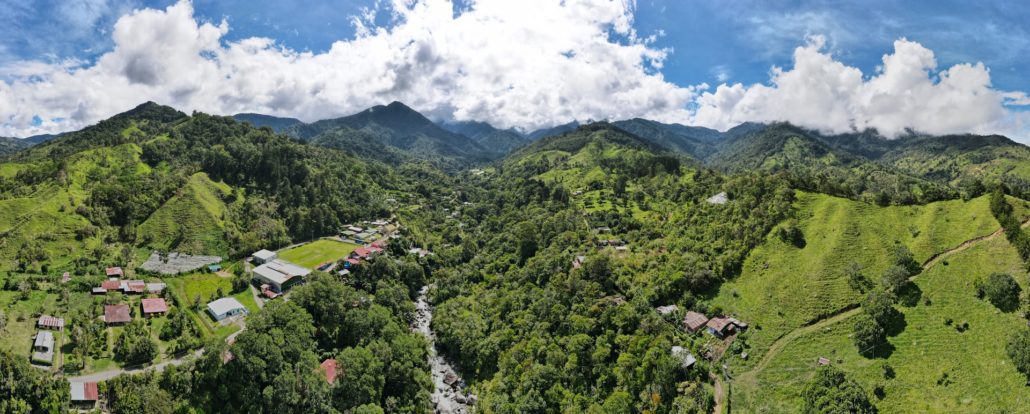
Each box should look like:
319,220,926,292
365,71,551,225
711,192,999,369
731,236,1030,413
278,239,360,269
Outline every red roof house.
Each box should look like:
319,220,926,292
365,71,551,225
123,280,146,294
683,311,710,333
371,240,387,249
352,247,373,259
37,315,65,330
101,280,122,290
141,298,169,316
104,304,131,325
105,267,124,277
321,359,338,383
70,381,99,404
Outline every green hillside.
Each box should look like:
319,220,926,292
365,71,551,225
731,236,1030,412
137,172,235,256
711,192,1000,364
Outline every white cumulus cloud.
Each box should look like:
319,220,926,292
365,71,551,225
0,0,1027,142
692,36,1029,139
0,0,695,136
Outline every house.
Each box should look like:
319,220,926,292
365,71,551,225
344,258,361,268
656,305,679,316
671,346,697,369
61,272,71,284
572,255,587,269
92,287,107,295
208,264,222,272
122,280,146,294
146,282,167,293
347,225,363,233
818,357,831,366
69,381,99,408
37,315,65,331
371,240,388,249
104,304,131,325
32,330,54,364
320,359,338,383
207,297,248,321
352,246,381,260
252,249,277,265
141,298,169,317
706,192,729,205
252,259,311,293
595,226,612,233
100,280,122,291
683,311,710,333
106,267,124,277
706,316,747,338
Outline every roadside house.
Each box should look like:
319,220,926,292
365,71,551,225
252,249,277,265
252,259,311,293
207,297,248,321
69,381,99,408
104,304,131,325
683,311,709,333
141,298,169,317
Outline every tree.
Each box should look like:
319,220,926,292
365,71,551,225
890,244,921,276
1007,328,1030,380
880,265,910,294
862,290,897,327
979,273,1022,312
332,347,385,411
852,314,887,358
777,219,805,248
114,320,158,364
802,366,877,413
845,262,872,293
231,271,250,293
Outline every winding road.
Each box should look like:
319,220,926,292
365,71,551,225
64,319,245,383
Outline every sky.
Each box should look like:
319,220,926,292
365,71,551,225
1,0,1029,141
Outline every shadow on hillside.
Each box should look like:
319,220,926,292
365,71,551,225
897,283,922,307
883,310,907,337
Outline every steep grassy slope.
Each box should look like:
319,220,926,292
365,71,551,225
137,172,234,255
731,236,1030,412
711,192,1000,364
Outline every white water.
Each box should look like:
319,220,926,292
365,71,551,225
414,285,473,414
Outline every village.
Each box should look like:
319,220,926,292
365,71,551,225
8,217,439,410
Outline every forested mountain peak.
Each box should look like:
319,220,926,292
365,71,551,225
511,121,675,159
231,113,302,133
111,101,188,123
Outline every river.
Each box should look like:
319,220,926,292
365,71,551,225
414,285,474,413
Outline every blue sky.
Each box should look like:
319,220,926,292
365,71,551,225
4,0,1028,91
1,0,1028,139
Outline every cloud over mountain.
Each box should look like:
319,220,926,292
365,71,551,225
0,0,1026,140
692,36,1029,138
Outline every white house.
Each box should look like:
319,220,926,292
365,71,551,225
252,249,277,265
252,259,311,293
207,297,248,321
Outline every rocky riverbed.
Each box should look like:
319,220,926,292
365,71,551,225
414,285,474,414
